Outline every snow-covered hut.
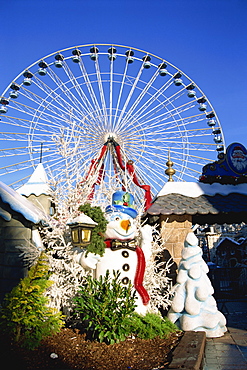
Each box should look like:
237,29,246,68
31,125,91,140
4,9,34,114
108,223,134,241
0,180,47,301
146,181,247,266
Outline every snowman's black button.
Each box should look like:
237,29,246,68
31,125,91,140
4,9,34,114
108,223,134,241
122,250,129,258
122,277,129,285
123,263,130,271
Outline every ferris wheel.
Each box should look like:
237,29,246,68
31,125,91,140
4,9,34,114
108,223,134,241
0,43,225,208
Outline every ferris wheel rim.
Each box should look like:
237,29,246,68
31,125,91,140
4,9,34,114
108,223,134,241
0,43,224,132
0,43,225,205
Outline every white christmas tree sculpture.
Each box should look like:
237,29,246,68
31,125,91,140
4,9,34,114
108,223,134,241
168,232,227,338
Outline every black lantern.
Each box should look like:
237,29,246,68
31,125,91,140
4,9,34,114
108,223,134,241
68,213,97,248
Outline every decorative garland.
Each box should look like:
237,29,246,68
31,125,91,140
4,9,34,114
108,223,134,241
78,203,108,256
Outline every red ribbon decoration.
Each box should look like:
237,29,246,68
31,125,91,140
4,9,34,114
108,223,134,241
134,246,150,305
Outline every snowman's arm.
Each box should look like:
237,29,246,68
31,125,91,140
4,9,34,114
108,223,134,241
73,248,101,270
140,224,153,262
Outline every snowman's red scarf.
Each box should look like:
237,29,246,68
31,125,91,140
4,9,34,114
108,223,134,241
104,239,150,305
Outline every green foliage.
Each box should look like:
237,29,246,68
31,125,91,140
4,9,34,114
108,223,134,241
73,271,179,345
78,203,107,256
0,253,64,350
123,312,179,340
73,270,137,344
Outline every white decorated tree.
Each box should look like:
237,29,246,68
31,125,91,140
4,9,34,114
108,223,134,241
168,232,227,338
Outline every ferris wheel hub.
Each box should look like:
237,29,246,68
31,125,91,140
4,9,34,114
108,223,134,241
104,132,118,143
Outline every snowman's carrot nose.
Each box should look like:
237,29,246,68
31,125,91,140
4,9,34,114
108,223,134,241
121,219,131,232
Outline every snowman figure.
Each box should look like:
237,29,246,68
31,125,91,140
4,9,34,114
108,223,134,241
79,191,153,314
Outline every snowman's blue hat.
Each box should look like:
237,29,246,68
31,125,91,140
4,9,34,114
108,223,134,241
105,191,138,219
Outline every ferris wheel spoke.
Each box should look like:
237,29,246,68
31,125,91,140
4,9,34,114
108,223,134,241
115,61,145,130
138,155,201,183
112,60,129,129
0,109,74,134
8,100,75,130
46,67,86,111
147,99,199,126
120,77,175,129
32,73,94,123
121,98,197,135
38,152,80,176
147,129,213,143
0,116,33,130
123,122,214,143
169,149,216,164
172,161,202,177
117,68,161,130
172,155,210,169
94,58,108,128
18,82,82,121
109,59,114,129
0,145,32,155
123,150,190,184
9,102,98,140
133,110,197,140
0,132,30,142
140,140,217,153
128,144,214,169
133,163,165,192
126,86,194,130
0,157,37,173
144,113,206,133
45,66,100,124
119,75,187,131
78,60,103,118
62,60,98,117
8,174,36,187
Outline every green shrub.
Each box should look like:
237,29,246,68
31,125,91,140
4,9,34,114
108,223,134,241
78,203,107,256
0,253,64,349
123,312,179,340
73,270,137,344
73,270,179,345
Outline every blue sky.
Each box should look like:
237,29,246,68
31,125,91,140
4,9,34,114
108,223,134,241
0,0,246,189
0,0,246,147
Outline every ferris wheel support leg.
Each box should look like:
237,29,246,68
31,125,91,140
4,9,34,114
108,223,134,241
82,143,108,202
87,184,96,201
85,143,108,181
113,142,125,171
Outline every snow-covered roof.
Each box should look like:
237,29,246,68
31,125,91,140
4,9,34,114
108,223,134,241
67,213,98,226
217,236,240,245
216,237,243,248
147,181,247,224
16,163,51,197
0,180,47,224
157,182,247,198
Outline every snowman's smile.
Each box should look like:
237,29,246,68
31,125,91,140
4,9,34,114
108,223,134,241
113,228,135,238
